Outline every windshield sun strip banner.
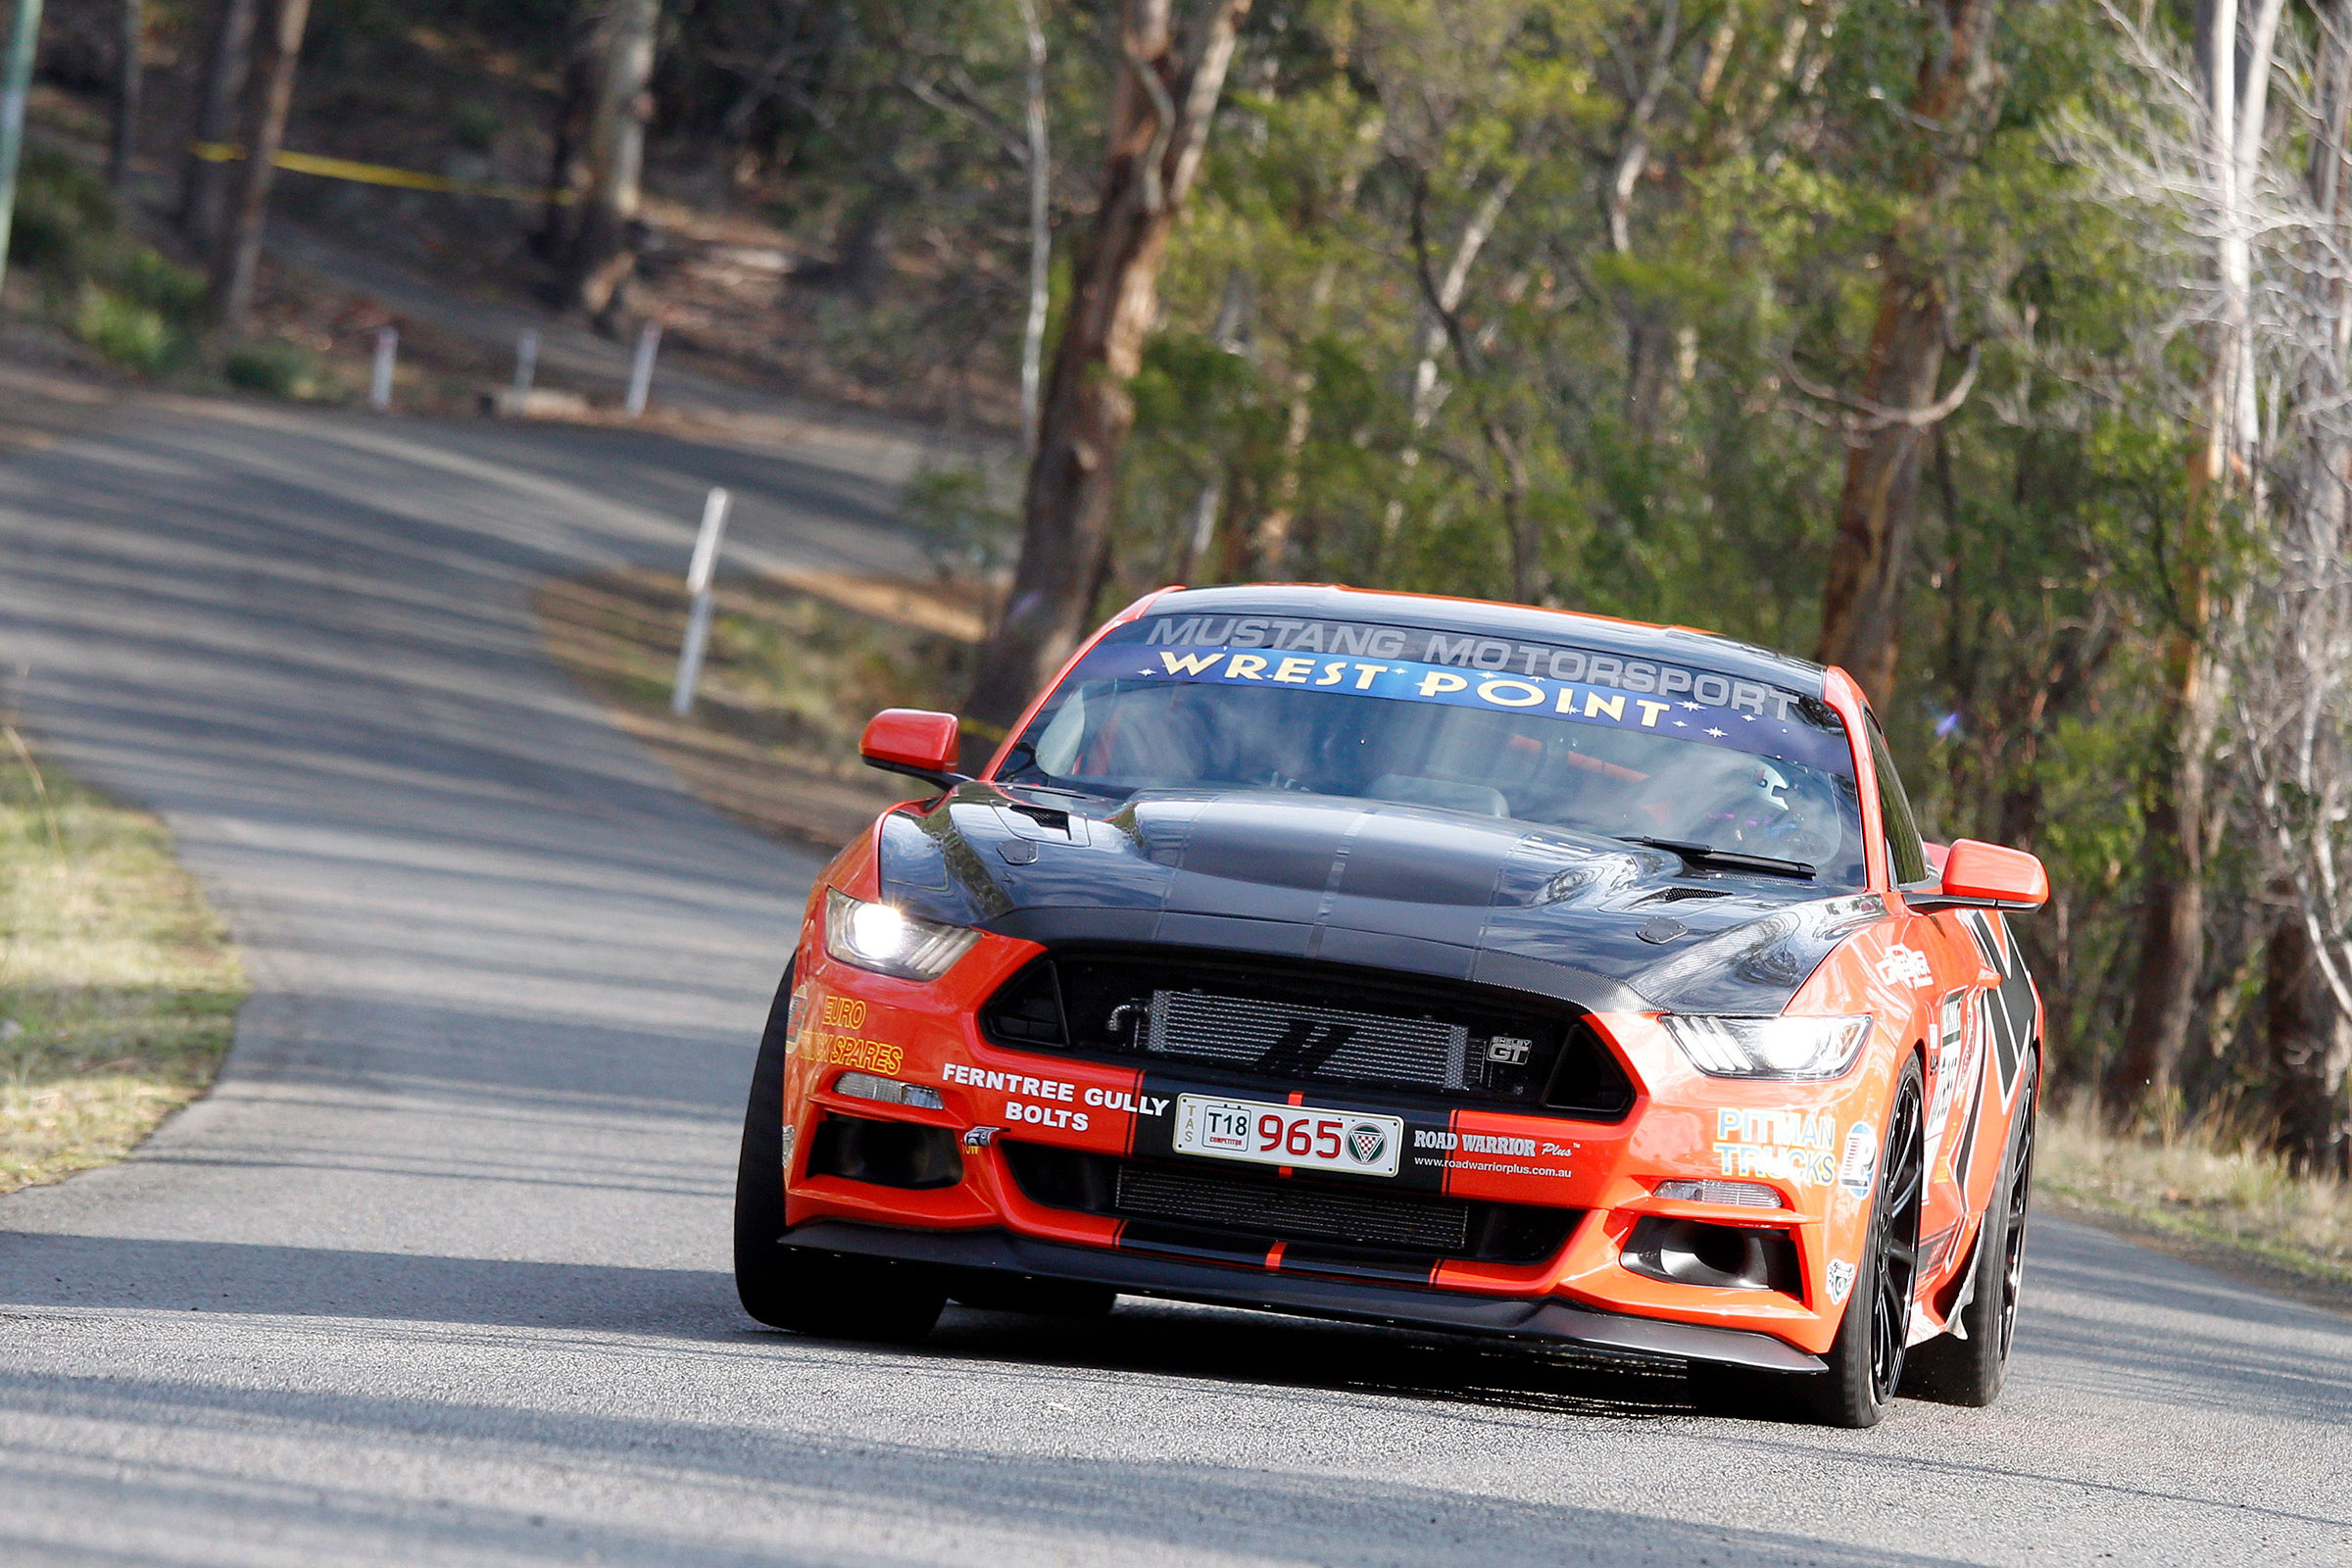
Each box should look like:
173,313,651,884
1069,628,1852,774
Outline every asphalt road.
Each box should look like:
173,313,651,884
0,396,2347,1567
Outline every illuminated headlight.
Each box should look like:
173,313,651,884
834,1071,946,1109
822,889,978,981
1661,1014,1872,1081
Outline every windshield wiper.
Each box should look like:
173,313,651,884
1001,779,1125,805
1616,835,1816,880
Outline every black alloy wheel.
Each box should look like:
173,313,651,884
1864,1066,1927,1409
1995,1082,2035,1359
1905,1053,2037,1407
1691,1057,1927,1428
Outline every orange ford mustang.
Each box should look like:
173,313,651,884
733,585,2048,1427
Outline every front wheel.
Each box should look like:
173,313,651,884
733,963,948,1342
1696,1056,1926,1429
1904,1054,2037,1406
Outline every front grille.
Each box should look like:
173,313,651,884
1113,1162,1470,1252
1145,990,1470,1093
1003,1142,1579,1267
981,948,1633,1118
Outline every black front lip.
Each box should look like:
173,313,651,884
779,1218,1825,1374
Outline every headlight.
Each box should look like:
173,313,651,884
1661,1014,1872,1080
822,889,978,981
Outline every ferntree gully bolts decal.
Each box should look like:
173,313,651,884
932,1062,1176,1131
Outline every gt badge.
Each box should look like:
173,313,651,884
1827,1259,1856,1304
1348,1123,1390,1165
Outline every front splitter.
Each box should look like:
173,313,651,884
779,1218,1825,1374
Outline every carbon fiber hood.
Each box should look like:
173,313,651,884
877,784,1883,1015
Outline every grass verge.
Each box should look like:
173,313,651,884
534,567,977,850
0,726,246,1196
2037,1102,2351,1309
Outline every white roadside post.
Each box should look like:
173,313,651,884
624,321,662,417
669,486,732,718
512,327,539,396
368,326,397,413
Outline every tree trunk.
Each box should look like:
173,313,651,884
2105,0,2283,1122
1378,163,1524,574
1813,0,1999,706
110,0,142,191
177,0,255,241
2261,898,2352,1175
1016,0,1051,455
536,31,596,262
209,0,312,333
964,0,1254,739
565,0,662,321
2103,611,2222,1120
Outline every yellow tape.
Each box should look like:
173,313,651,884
191,142,573,204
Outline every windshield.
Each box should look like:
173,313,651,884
998,613,1865,887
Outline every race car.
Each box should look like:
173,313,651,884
733,585,2047,1427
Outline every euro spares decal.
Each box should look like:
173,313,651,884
1713,1107,1838,1188
798,993,903,1076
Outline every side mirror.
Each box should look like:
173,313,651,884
1910,838,2048,911
860,709,968,791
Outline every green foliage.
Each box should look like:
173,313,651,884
220,341,321,400
110,249,208,320
901,466,1018,584
6,146,114,274
72,287,177,373
10,144,206,376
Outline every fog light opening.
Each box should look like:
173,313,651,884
1622,1215,1801,1295
805,1112,964,1190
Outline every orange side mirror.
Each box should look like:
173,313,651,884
860,709,966,790
1916,838,2048,911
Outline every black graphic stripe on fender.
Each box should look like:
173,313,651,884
1960,909,2035,1105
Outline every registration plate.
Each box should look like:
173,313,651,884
1170,1095,1403,1178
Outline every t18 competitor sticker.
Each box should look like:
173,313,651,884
1713,1107,1838,1187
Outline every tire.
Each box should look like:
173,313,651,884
1696,1057,1927,1429
733,966,800,1328
1904,1054,2037,1407
732,964,949,1344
